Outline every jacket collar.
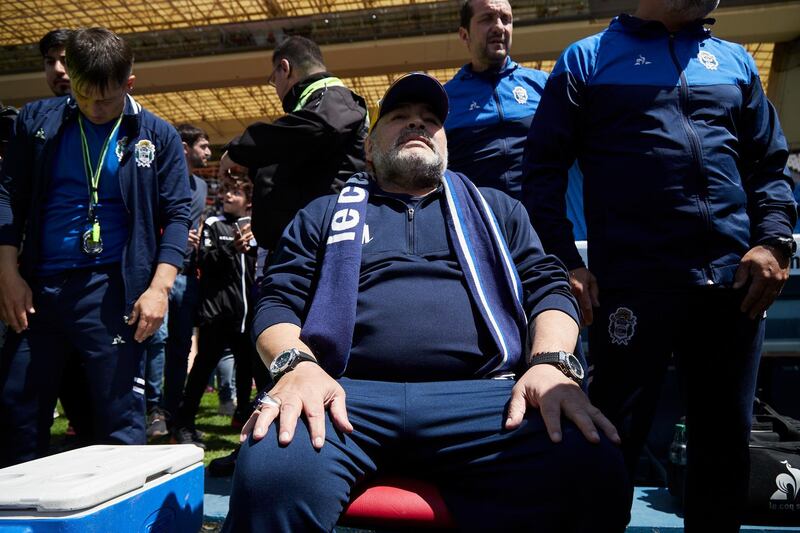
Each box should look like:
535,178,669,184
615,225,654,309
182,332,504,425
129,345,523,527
281,71,333,113
613,12,714,37
62,93,142,135
455,56,519,81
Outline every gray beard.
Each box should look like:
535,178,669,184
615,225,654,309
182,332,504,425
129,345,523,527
664,0,719,19
372,141,447,192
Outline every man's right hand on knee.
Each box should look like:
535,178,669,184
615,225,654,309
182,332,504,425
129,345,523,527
242,362,353,450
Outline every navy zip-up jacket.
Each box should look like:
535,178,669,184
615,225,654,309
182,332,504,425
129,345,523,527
0,95,191,315
444,58,548,197
253,185,579,381
523,15,796,289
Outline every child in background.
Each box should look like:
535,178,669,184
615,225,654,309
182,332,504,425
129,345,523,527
171,171,267,447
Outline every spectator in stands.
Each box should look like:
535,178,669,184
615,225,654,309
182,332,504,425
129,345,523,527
144,124,210,438
223,35,367,251
523,0,797,529
39,29,72,97
171,173,267,448
0,28,191,466
444,0,585,239
223,73,630,532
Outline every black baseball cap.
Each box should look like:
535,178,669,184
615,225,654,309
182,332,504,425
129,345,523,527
373,72,449,129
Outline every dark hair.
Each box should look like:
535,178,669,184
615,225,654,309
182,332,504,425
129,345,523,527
221,173,254,202
459,0,474,29
272,36,325,75
65,28,133,94
175,123,209,147
39,29,72,57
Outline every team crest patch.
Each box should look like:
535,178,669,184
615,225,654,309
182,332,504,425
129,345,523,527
134,139,155,168
609,307,637,346
512,86,528,104
115,136,128,162
697,51,719,71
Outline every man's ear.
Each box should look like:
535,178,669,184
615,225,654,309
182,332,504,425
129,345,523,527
280,58,292,79
364,134,374,167
458,26,470,47
125,74,136,92
182,141,190,158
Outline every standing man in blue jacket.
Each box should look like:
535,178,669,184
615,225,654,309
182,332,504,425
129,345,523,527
223,73,630,533
444,0,586,239
0,27,191,467
523,0,797,529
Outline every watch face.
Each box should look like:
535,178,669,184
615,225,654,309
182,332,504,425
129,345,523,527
564,353,585,380
270,350,295,375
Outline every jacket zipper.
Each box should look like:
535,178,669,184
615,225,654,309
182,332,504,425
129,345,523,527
407,207,415,254
668,34,714,282
491,78,512,182
118,124,134,316
239,253,248,333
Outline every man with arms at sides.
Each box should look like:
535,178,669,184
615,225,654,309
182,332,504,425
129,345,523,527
223,35,367,252
444,0,586,239
38,27,96,442
223,73,630,532
523,0,796,529
0,28,191,466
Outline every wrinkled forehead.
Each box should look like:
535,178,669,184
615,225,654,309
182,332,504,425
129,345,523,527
471,0,513,19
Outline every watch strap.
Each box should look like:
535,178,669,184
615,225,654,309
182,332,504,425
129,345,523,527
762,237,797,260
529,351,583,384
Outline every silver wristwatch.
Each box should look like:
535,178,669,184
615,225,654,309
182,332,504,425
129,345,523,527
268,348,318,382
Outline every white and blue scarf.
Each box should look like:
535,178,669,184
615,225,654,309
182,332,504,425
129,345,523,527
300,170,528,378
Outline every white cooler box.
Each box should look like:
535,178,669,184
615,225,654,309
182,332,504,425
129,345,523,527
0,445,204,532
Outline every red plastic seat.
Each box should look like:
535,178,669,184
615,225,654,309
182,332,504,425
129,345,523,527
340,476,456,529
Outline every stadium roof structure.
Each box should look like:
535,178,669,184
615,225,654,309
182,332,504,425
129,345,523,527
0,0,796,144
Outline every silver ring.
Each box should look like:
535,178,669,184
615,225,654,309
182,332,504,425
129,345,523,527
257,393,281,410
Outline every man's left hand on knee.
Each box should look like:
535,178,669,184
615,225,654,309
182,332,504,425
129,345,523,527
505,364,620,445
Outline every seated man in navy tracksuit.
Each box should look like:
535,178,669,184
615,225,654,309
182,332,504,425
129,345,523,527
0,28,191,466
223,73,630,532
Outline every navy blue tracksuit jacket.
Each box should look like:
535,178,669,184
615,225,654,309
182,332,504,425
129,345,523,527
254,185,579,381
523,14,796,290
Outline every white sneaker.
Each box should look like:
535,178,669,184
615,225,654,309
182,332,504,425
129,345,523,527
218,399,237,417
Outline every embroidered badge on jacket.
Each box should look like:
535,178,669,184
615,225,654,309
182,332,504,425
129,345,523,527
609,307,637,346
697,51,719,71
513,86,528,104
135,139,156,168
